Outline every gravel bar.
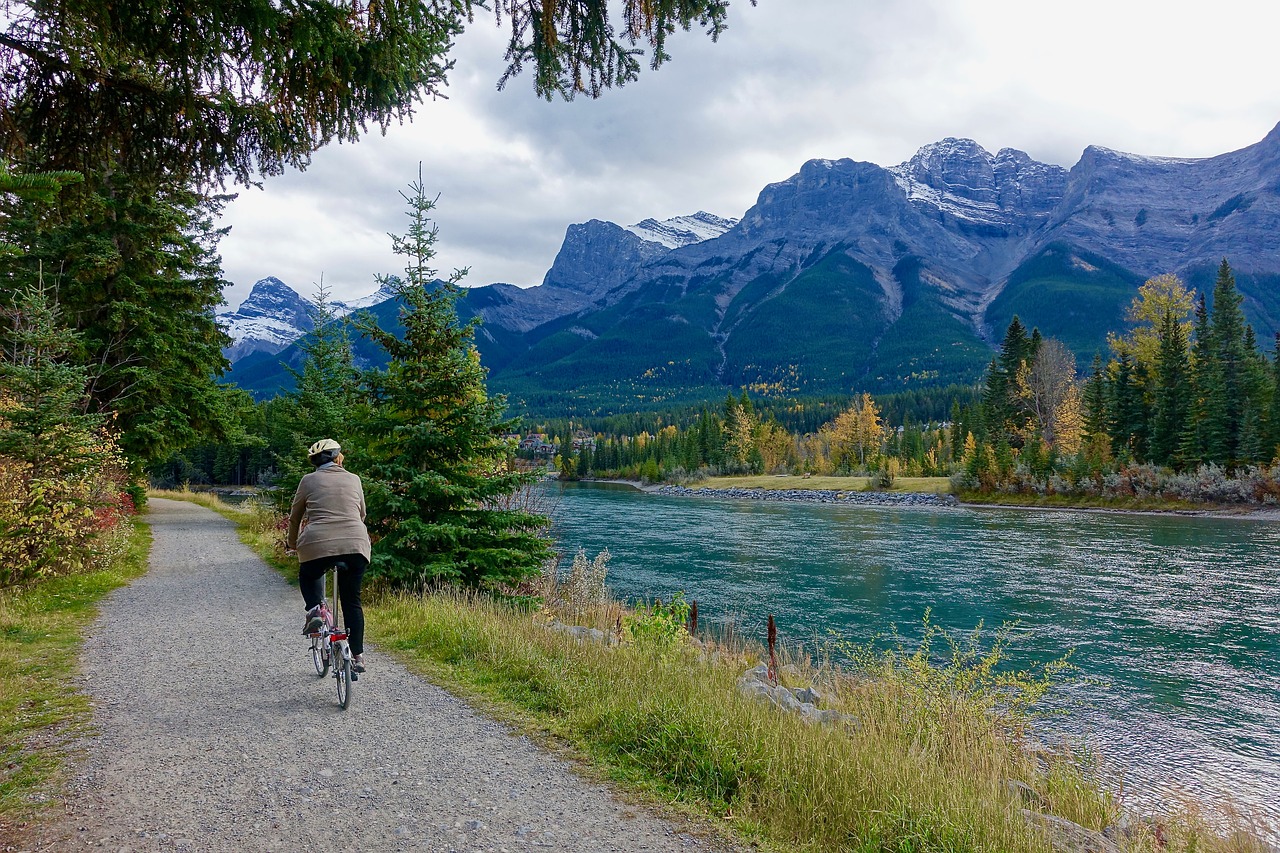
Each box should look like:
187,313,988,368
22,499,731,853
655,485,959,508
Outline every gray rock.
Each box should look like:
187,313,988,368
1022,810,1121,853
1006,779,1044,808
735,678,774,703
1100,811,1148,844
656,485,961,510
545,620,608,645
792,686,822,706
772,688,803,712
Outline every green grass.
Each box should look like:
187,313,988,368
0,518,151,829
371,592,1078,853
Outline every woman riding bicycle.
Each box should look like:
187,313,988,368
286,439,372,672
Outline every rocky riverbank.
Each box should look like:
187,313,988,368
653,485,959,508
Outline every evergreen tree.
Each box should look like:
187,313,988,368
0,282,103,478
1203,259,1249,465
0,160,82,259
1109,350,1144,460
1179,294,1213,467
1239,402,1263,464
0,171,235,463
1266,334,1280,461
2,1,746,186
1081,354,1109,444
949,399,965,461
983,316,1036,446
1149,310,1191,467
1242,325,1272,459
0,282,130,582
273,280,361,503
353,174,551,591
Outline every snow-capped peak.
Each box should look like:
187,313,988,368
1083,145,1199,167
218,276,402,363
888,138,1068,225
625,211,739,249
332,279,400,316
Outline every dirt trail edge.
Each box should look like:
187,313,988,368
29,498,729,853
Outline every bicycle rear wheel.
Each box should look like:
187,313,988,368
311,638,330,676
335,647,353,709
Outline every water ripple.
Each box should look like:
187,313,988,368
550,484,1280,825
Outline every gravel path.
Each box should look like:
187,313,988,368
25,499,730,853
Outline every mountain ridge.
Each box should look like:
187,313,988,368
224,124,1280,414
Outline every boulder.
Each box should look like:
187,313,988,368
1022,810,1121,853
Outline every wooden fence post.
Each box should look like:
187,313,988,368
767,614,778,687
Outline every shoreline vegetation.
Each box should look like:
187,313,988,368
576,476,1278,519
165,490,1272,853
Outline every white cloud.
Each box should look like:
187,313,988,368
217,0,1280,308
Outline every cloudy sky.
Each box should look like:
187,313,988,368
217,0,1280,309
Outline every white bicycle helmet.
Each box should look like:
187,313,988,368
308,438,341,457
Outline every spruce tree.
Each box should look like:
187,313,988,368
1109,350,1144,461
983,316,1036,446
1150,310,1191,467
1178,294,1213,467
1203,259,1249,466
0,282,103,479
0,171,234,464
1266,334,1280,462
1082,354,1109,443
353,175,551,591
3,1,745,186
0,282,127,581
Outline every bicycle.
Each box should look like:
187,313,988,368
305,562,357,709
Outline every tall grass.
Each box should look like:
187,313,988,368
373,591,1068,852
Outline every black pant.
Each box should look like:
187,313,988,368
299,554,368,656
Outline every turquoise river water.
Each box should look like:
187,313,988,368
548,482,1280,825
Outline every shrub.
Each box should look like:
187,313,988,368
827,611,1075,743
623,592,691,657
0,434,137,587
562,547,611,607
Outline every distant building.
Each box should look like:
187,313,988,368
516,433,556,456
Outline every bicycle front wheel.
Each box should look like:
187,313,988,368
335,649,353,709
311,638,330,676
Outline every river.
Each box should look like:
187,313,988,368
548,482,1280,826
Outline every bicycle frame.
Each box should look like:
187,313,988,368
307,563,356,707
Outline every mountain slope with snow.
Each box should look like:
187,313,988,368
216,277,316,362
625,211,739,248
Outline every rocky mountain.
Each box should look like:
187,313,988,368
223,212,738,395
226,124,1280,415
625,211,741,248
216,277,316,362
486,124,1280,413
332,279,402,316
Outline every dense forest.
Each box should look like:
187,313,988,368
163,258,1280,510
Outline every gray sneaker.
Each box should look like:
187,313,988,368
302,606,323,635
